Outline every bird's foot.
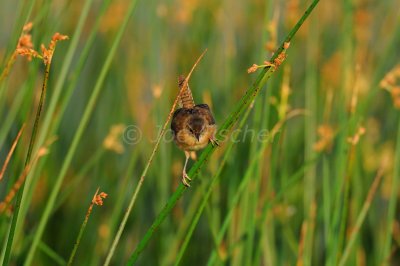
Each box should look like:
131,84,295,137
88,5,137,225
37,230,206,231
210,137,220,147
182,171,192,187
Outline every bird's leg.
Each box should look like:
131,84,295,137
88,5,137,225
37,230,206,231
182,150,192,187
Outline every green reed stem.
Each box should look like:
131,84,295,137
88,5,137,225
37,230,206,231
3,59,51,265
67,189,98,266
381,117,400,262
338,169,383,266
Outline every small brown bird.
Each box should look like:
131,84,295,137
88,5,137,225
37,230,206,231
171,75,218,187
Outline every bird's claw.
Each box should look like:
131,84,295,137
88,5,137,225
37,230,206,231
210,138,220,147
182,171,192,187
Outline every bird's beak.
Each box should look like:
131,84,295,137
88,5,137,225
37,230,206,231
195,133,200,141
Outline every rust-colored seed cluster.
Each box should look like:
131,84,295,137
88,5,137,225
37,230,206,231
41,32,69,65
314,124,335,152
92,191,108,206
247,42,290,74
247,64,259,74
347,126,366,145
15,22,69,65
380,65,400,109
15,22,36,61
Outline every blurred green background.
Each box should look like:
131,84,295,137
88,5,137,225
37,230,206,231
1,0,400,265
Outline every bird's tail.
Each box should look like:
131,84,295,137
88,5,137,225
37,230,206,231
178,75,195,109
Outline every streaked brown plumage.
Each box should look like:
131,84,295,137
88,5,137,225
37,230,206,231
171,76,218,187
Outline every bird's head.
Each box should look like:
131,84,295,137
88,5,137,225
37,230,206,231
187,116,205,141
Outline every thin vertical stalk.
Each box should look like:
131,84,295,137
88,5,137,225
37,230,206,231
303,5,318,265
3,59,51,266
328,0,354,264
338,169,384,266
381,118,400,262
67,188,107,265
0,124,25,181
